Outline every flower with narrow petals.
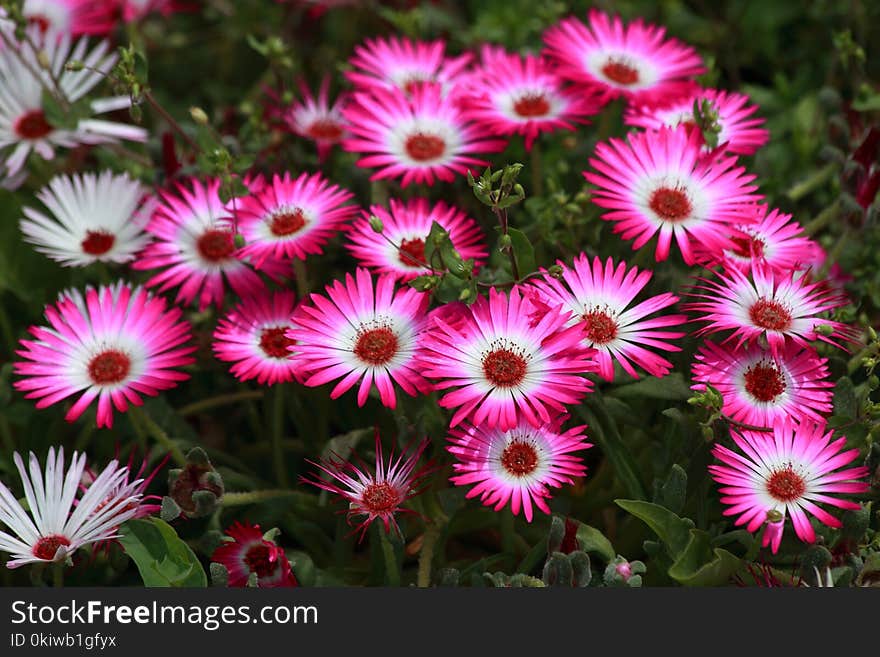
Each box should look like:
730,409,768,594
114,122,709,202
133,178,286,310
456,45,601,150
19,170,152,267
346,35,472,95
686,265,858,355
285,77,349,161
527,254,686,381
14,282,195,428
693,206,821,276
120,0,185,22
542,9,704,104
0,447,144,568
289,268,431,408
342,82,507,187
691,341,833,429
213,290,300,386
346,197,486,282
419,287,596,431
0,29,147,188
624,87,769,155
709,421,869,553
211,522,298,587
23,0,116,36
232,172,357,268
584,126,762,264
448,419,591,522
301,433,434,540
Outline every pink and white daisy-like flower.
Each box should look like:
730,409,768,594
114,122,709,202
346,35,472,95
13,282,195,428
342,82,507,187
23,0,116,36
542,9,704,105
694,206,821,276
584,126,762,264
120,0,185,22
0,29,147,187
624,88,769,155
211,522,298,587
709,421,869,553
419,287,596,431
527,254,686,381
346,197,486,282
456,45,600,150
19,170,152,267
84,451,170,523
232,172,357,268
285,77,348,162
289,268,431,408
686,265,858,355
301,433,434,540
691,341,833,429
133,178,286,310
213,290,300,386
447,419,591,522
0,447,143,569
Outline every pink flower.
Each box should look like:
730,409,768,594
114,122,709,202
301,433,434,540
14,282,195,428
419,287,596,431
542,9,704,105
211,522,298,587
289,268,431,408
285,77,349,162
527,254,686,381
346,35,472,95
709,421,869,553
686,265,858,355
213,290,300,386
448,419,591,522
133,178,286,311
584,126,761,264
342,82,507,187
232,172,357,268
23,0,116,36
346,197,486,282
691,341,833,429
456,45,601,150
625,87,769,155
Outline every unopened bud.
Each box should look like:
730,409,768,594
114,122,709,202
814,323,834,336
547,264,564,279
189,106,209,125
368,215,384,233
65,60,85,72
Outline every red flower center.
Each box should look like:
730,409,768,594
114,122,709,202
766,466,806,503
14,109,53,140
482,348,527,388
259,327,294,359
306,119,344,141
244,543,277,578
405,132,446,162
398,237,426,268
354,327,399,365
749,298,793,331
269,208,307,237
361,481,401,514
743,362,786,402
649,187,693,222
730,234,766,259
583,310,618,344
27,15,52,34
87,349,131,385
197,229,235,262
80,230,116,256
402,75,432,95
32,534,71,561
500,440,539,477
513,93,551,118
601,59,640,86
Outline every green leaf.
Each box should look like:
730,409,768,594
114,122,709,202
657,464,687,515
833,376,857,419
506,228,536,276
579,401,647,500
119,518,207,587
667,529,742,586
615,499,693,558
610,373,693,401
575,524,616,562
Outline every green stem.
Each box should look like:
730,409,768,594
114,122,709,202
129,406,186,466
270,385,290,487
786,162,837,202
222,489,300,506
530,141,544,197
178,390,264,417
803,200,840,236
292,259,310,299
379,530,400,587
53,562,65,588
143,90,201,155
416,521,443,588
820,228,851,278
